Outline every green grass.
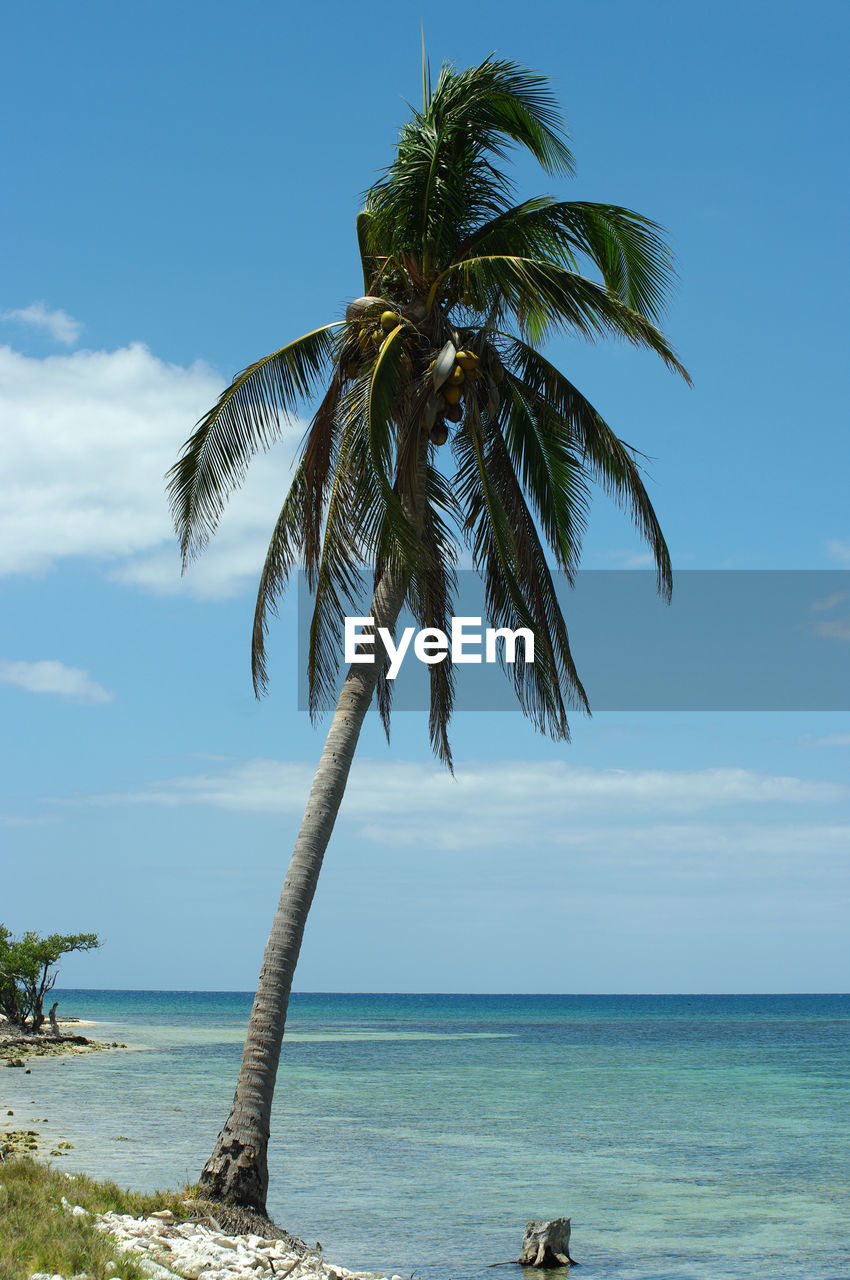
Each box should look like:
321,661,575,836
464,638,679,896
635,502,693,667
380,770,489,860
0,1156,195,1280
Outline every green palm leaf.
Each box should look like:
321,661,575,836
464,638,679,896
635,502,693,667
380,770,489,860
251,373,345,695
438,255,691,373
505,336,673,597
366,57,574,274
500,370,591,574
167,323,343,566
454,400,588,738
457,200,675,322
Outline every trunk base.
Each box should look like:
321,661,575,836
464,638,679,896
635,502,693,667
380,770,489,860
199,1126,271,1217
185,1196,303,1243
518,1218,577,1267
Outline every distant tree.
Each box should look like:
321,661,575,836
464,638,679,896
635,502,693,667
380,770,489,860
0,926,100,1034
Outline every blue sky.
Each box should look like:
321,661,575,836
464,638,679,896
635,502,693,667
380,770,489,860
1,0,848,993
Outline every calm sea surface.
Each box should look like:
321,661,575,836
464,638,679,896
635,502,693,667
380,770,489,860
4,991,848,1280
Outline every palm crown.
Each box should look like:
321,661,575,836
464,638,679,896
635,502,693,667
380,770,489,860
169,58,689,768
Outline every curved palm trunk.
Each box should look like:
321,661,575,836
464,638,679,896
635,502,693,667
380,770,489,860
198,571,407,1213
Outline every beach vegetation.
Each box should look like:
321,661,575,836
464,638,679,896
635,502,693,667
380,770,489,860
169,55,688,1214
0,1156,188,1280
0,925,100,1034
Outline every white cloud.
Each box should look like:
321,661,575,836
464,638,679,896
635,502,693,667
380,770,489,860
94,757,846,828
0,658,113,704
825,540,850,566
596,549,655,569
0,302,83,345
72,757,850,885
810,590,848,613
0,340,306,598
814,617,850,641
811,733,850,747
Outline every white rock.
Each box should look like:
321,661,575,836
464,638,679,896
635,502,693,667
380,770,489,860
150,1208,176,1222
72,1203,89,1216
213,1234,239,1249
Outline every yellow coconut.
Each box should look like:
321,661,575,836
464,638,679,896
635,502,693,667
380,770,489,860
457,350,478,370
443,384,462,405
449,365,465,385
381,310,401,331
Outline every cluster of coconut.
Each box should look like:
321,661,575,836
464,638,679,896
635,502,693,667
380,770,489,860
342,297,400,374
426,341,485,444
343,297,503,449
364,308,403,353
433,350,479,415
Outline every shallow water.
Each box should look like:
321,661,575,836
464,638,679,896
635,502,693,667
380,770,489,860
3,992,848,1280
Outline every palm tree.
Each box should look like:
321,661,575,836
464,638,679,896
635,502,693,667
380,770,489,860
168,57,689,1215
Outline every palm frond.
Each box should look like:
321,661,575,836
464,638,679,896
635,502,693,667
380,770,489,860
550,202,676,324
306,377,381,719
364,57,573,273
456,200,676,323
406,462,459,768
356,211,382,293
168,324,343,566
251,462,310,696
453,399,587,740
505,337,673,598
251,374,344,695
500,370,591,574
439,255,691,377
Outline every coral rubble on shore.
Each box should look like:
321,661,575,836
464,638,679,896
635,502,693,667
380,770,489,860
31,1201,394,1280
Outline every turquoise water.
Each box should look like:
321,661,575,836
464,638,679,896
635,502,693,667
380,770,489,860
4,992,848,1280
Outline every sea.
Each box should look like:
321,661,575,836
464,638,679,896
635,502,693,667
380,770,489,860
4,991,848,1280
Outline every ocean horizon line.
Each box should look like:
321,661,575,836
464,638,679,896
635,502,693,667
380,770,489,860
53,986,850,997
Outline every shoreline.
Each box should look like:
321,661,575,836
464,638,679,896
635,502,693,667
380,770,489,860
2,1156,395,1280
1,1020,391,1280
2,1030,128,1061
2,1026,129,1161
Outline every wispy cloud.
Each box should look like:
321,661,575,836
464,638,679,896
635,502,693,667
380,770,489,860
596,549,656,569
814,617,850,641
61,755,850,897
0,659,114,704
810,733,850,747
0,302,82,345
90,757,847,837
0,340,305,597
810,591,849,613
825,540,850,567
